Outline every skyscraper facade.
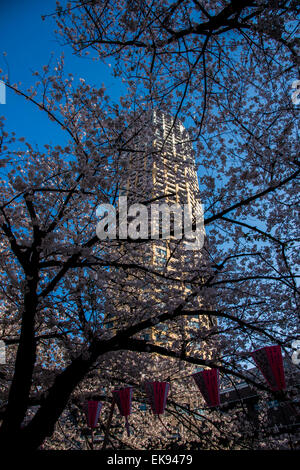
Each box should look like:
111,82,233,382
119,109,204,266
104,110,213,356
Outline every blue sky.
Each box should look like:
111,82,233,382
0,0,124,147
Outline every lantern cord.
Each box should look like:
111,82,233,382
125,416,130,437
91,428,94,450
102,398,116,450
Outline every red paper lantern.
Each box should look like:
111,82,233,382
87,400,102,429
145,381,170,415
112,387,133,436
192,368,220,408
251,345,286,391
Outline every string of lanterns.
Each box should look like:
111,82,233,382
85,345,286,441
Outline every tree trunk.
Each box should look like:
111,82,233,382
6,340,106,450
0,274,39,445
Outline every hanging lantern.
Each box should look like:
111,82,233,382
112,387,132,436
192,368,220,408
251,345,286,391
86,400,103,429
145,381,170,415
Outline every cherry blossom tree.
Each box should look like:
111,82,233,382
0,0,299,450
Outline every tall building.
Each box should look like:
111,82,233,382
121,110,201,227
119,109,204,266
104,110,213,357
